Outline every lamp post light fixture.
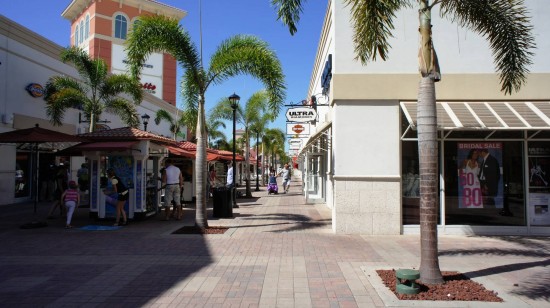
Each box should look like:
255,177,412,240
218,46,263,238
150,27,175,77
228,93,240,208
255,130,260,191
141,113,150,131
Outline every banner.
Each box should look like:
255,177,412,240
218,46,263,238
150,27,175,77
457,142,503,209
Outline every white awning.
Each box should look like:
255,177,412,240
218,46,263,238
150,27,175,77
299,121,332,156
401,101,550,130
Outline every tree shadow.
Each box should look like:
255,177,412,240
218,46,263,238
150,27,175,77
237,213,331,232
440,238,550,301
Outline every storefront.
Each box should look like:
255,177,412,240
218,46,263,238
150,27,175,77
299,122,331,204
400,101,550,235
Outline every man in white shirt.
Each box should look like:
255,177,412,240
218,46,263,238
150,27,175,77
226,161,234,188
161,159,183,220
277,163,291,193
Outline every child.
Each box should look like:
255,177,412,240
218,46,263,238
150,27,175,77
61,180,80,229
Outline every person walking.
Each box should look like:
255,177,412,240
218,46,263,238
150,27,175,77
77,163,89,192
161,159,183,220
277,163,291,194
226,161,234,189
47,164,69,219
61,180,80,229
105,168,128,226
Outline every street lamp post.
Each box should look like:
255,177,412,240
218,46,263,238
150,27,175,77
255,130,260,191
228,93,240,208
141,113,150,131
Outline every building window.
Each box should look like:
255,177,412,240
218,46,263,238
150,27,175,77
114,14,127,39
79,20,84,44
85,15,90,40
75,25,79,46
444,140,525,226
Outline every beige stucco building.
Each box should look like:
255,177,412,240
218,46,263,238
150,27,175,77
300,0,550,235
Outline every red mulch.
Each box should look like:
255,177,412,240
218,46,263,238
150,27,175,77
172,226,229,235
377,269,503,302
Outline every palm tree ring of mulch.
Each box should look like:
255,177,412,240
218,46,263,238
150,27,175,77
377,269,503,302
172,226,229,235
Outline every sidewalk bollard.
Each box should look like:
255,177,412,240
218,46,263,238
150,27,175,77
395,269,420,295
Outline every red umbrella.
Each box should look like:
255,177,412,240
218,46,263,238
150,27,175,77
0,124,87,227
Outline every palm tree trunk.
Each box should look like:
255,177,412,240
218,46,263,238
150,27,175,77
194,96,208,229
89,113,95,133
417,0,443,285
417,77,443,284
261,143,266,185
245,128,252,197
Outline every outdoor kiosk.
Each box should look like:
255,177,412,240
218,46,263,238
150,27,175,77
84,140,167,219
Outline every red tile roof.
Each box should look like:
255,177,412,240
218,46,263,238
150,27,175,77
79,127,175,144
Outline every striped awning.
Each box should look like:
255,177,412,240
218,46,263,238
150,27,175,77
401,101,550,130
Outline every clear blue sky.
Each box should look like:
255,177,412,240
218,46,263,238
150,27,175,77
2,0,327,150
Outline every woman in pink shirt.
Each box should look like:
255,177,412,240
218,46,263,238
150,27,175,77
61,180,80,229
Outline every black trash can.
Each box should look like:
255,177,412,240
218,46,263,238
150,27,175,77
213,187,233,218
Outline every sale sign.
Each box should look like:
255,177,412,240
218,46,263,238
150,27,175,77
457,142,503,209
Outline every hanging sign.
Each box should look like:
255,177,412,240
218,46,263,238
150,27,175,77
289,144,301,150
288,138,303,146
285,107,317,123
286,123,310,136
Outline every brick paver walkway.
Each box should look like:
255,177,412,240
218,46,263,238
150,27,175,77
0,176,548,307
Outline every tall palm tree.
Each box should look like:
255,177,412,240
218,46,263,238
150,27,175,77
211,90,276,197
126,15,286,229
44,46,143,132
263,128,286,173
272,0,535,284
251,112,274,186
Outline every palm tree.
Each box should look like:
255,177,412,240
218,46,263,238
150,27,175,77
263,128,286,174
272,0,535,284
251,112,274,186
126,15,286,229
211,90,276,197
206,117,227,148
153,109,187,140
44,46,143,132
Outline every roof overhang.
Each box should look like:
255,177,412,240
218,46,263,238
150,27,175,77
401,101,550,131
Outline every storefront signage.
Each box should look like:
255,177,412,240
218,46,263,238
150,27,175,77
286,123,310,136
457,142,503,209
142,82,157,94
321,54,332,95
288,138,303,146
285,107,317,123
289,143,301,150
25,83,45,97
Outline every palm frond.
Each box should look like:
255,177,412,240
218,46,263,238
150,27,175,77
102,74,143,103
440,0,535,94
105,98,140,128
271,0,305,35
126,15,201,82
208,35,286,114
180,70,201,111
345,0,411,64
154,109,174,125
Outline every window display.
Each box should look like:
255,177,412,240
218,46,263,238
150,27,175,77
445,141,525,226
527,142,550,226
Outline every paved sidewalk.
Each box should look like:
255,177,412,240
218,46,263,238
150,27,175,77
0,177,548,307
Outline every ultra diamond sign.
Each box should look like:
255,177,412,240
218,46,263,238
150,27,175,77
285,107,317,123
